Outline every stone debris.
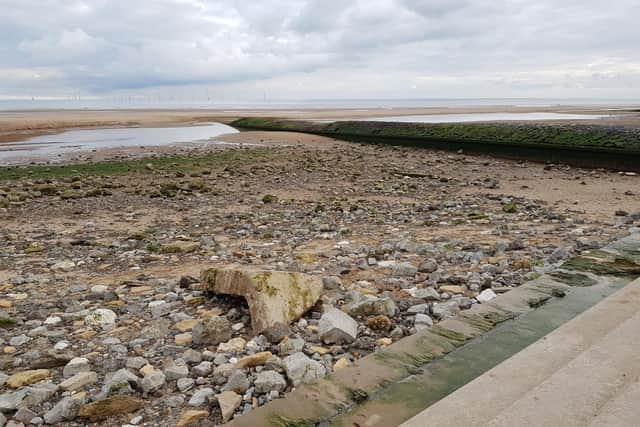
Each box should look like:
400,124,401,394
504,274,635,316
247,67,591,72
0,138,634,424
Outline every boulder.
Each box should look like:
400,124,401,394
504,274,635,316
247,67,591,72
346,294,397,318
200,267,323,333
318,308,358,344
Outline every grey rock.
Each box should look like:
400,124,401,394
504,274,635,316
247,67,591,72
283,353,326,387
318,308,358,344
125,357,148,370
418,260,438,273
191,361,213,377
414,313,434,330
12,408,36,424
43,396,84,424
347,294,397,317
177,378,195,392
188,387,214,406
392,262,417,277
63,357,90,378
278,338,305,355
431,301,461,320
224,370,250,394
407,304,429,314
182,349,202,364
254,371,286,393
141,369,166,393
322,276,342,290
164,359,189,381
192,316,232,346
262,322,292,344
8,335,30,347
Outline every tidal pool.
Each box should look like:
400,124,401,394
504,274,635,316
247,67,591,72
0,122,239,165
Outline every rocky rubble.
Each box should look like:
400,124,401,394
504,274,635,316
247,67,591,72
0,143,637,425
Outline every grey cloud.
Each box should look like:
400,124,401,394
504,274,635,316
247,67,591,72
0,0,639,99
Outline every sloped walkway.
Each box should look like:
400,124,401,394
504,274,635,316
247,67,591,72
402,278,640,427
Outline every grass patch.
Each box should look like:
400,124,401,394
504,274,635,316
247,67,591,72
0,148,274,182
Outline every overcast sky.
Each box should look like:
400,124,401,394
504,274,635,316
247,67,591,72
1,0,640,101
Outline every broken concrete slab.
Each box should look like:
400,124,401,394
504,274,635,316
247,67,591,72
200,267,323,333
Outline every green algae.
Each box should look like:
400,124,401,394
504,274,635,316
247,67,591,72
461,310,517,332
549,270,598,287
268,415,319,427
562,251,640,276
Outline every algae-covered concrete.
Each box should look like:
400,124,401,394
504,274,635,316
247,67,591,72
200,267,323,333
227,233,640,427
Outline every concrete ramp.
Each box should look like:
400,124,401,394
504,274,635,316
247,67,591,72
402,278,640,427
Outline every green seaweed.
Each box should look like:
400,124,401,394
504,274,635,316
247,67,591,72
562,252,640,277
268,415,319,427
549,270,598,287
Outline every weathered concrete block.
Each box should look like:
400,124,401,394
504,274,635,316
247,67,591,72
201,267,323,333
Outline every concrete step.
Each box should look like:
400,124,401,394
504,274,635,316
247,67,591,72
588,376,640,427
401,279,640,427
486,310,640,426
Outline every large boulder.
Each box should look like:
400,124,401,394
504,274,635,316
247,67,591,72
200,267,323,333
283,352,326,386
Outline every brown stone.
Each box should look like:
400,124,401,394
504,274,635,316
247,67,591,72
6,369,50,388
177,410,209,427
235,352,273,368
78,396,144,421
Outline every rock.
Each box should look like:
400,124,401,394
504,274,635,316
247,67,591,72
408,287,441,300
439,285,465,295
414,313,433,330
78,396,144,421
235,352,273,369
262,322,292,344
318,308,358,344
418,260,438,273
547,247,573,264
392,262,418,277
217,337,247,353
322,276,342,290
44,395,85,424
333,358,351,370
51,260,75,272
191,361,213,377
59,371,98,391
6,370,50,388
200,267,323,333
283,353,326,386
177,410,209,427
431,301,461,320
175,333,193,346
223,370,250,394
216,391,242,423
346,294,397,318
8,335,30,347
191,316,232,346
13,407,37,424
63,357,90,378
477,289,497,303
140,367,165,393
188,388,214,406
254,371,286,393
102,369,140,396
407,304,429,314
84,309,117,329
165,359,189,381
126,357,148,370
177,378,195,392
278,337,305,355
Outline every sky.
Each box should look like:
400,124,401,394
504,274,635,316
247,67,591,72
1,0,640,102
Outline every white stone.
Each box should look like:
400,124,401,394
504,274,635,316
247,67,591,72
477,289,498,304
84,309,117,328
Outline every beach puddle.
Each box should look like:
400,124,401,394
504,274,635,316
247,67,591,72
0,122,239,165
356,112,611,123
